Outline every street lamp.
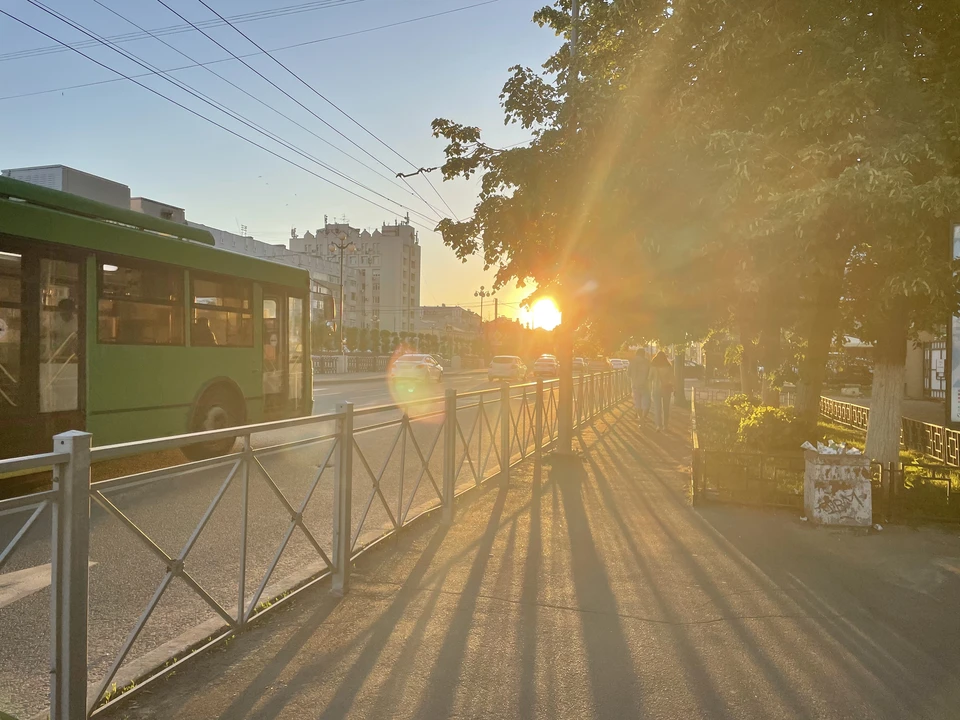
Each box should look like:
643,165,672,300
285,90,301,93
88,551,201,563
474,285,493,359
329,235,357,367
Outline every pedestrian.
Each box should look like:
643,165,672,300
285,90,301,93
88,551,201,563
650,350,674,432
628,349,651,424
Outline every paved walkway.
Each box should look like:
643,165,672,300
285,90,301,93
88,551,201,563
101,407,960,720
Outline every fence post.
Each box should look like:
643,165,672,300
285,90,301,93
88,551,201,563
535,380,544,479
442,389,457,525
691,448,701,506
886,461,897,524
332,402,353,595
50,430,92,720
501,382,511,484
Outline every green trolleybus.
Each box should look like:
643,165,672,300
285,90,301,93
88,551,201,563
0,176,312,460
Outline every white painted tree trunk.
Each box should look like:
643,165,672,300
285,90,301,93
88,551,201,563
864,360,905,465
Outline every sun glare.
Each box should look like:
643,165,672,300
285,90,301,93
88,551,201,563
531,298,562,330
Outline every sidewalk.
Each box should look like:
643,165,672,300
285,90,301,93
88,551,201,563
313,369,486,386
101,407,960,720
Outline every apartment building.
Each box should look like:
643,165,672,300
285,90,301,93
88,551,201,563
290,217,421,333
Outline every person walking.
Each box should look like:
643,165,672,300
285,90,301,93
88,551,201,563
628,349,651,424
650,350,674,432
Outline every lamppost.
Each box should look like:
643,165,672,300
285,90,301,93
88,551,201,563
329,235,356,370
474,285,492,359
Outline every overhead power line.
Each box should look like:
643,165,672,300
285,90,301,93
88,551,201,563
23,0,439,226
0,1,503,104
155,0,445,223
190,0,458,221
0,0,367,63
89,0,426,208
0,7,436,232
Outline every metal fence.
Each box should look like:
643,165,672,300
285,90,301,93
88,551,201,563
691,392,960,521
819,396,959,465
311,354,392,374
819,396,960,523
0,371,628,720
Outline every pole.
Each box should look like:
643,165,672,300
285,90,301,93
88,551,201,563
442,388,457,524
570,0,579,59
50,431,92,720
332,402,353,595
556,0,580,456
494,297,498,321
500,381,511,484
557,320,574,454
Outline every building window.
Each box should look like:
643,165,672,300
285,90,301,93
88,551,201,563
98,261,184,345
191,274,253,347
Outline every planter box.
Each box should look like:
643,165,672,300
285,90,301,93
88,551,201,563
803,450,872,526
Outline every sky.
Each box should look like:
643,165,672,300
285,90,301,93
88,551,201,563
0,0,563,320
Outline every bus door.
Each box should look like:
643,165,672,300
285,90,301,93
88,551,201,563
0,240,85,457
262,294,286,416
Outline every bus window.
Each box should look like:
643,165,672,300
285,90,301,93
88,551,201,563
288,296,303,403
262,297,282,397
98,262,184,345
0,251,21,412
39,258,80,413
192,275,253,347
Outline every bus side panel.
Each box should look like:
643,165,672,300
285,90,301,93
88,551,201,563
86,345,263,446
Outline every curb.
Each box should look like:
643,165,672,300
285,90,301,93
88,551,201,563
313,369,487,386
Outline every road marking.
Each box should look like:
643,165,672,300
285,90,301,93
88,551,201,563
0,561,97,609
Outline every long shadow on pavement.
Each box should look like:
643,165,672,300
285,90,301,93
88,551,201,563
553,454,646,718
607,414,960,718
411,481,511,718
253,522,453,720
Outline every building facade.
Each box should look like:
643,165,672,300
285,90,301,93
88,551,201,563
290,217,421,333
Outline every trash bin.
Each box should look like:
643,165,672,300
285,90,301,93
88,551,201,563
803,446,872,526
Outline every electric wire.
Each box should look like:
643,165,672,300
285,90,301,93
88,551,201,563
0,0,367,62
89,0,427,206
0,1,503,104
0,7,436,232
159,0,445,222
23,0,440,226
190,0,457,221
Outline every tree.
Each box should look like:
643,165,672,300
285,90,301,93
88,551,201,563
431,0,960,466
344,326,359,352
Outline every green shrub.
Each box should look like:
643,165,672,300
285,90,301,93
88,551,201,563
696,404,741,449
724,393,760,418
737,406,806,452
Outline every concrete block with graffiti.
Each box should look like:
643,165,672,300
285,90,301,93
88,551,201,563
803,451,873,526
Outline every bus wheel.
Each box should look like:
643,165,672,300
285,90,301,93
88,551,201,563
182,386,241,460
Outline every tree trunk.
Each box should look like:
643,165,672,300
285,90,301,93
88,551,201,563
864,302,908,466
759,320,782,407
739,330,758,396
796,260,846,428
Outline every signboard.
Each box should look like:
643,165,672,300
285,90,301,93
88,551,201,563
950,225,960,424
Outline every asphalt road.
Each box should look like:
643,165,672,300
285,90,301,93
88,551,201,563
0,371,563,720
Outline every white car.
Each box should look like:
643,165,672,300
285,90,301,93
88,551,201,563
389,354,443,383
488,355,527,382
610,358,629,370
532,354,559,378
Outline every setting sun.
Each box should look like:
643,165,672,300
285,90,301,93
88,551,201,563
531,298,562,330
